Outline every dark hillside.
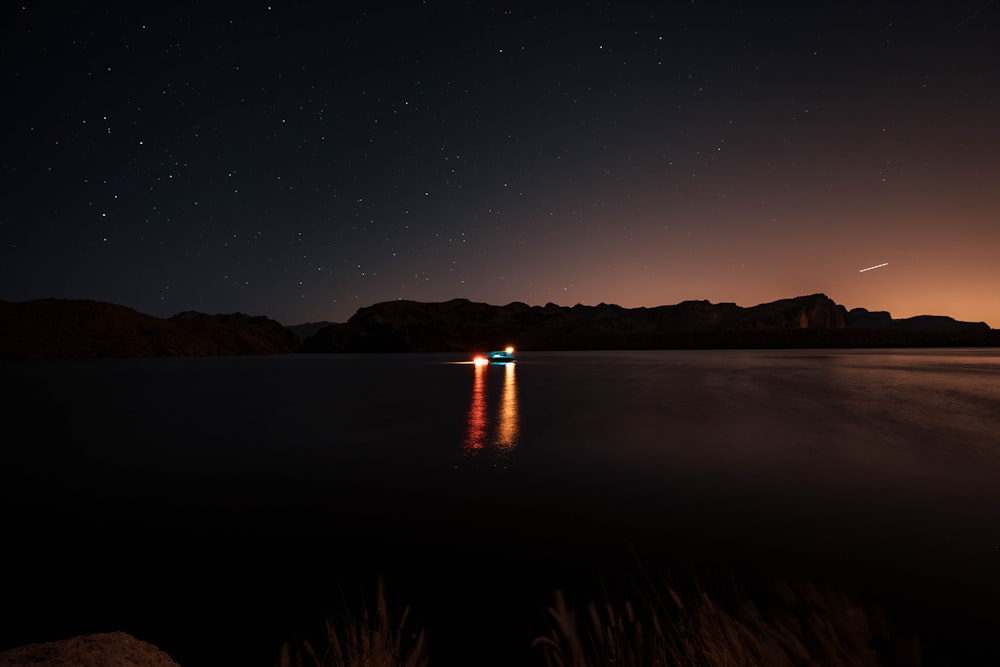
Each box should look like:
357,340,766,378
0,298,299,358
301,294,997,352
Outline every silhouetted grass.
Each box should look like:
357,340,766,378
279,574,921,667
277,576,428,667
531,577,922,667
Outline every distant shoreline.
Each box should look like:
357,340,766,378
2,295,997,359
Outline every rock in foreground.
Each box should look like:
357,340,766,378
0,632,180,667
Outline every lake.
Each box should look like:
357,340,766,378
3,349,999,666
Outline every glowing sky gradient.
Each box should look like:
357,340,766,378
3,2,998,327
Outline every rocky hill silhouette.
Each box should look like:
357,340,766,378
300,293,997,352
2,294,996,358
0,298,299,358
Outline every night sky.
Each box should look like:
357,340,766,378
3,2,998,327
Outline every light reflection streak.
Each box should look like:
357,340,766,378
495,362,519,455
464,360,487,454
463,360,519,460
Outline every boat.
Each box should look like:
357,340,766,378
483,346,516,364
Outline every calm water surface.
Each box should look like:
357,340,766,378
3,349,999,666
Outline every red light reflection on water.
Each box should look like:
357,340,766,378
464,360,519,458
464,361,487,453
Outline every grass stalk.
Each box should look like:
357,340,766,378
531,577,921,667
278,575,428,667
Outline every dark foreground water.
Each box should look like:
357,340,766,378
3,349,999,666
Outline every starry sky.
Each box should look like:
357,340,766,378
3,1,998,327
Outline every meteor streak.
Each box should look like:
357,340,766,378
859,262,888,273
